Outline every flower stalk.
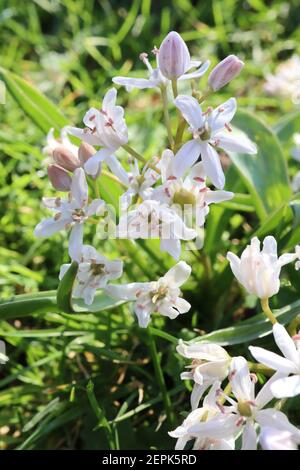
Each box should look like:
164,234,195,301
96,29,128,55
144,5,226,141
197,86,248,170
261,298,277,325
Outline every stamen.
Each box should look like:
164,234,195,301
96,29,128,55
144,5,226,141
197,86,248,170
202,106,213,116
225,123,232,132
193,177,205,183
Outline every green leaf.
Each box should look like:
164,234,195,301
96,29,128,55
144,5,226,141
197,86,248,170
190,300,300,346
0,66,68,133
274,110,300,143
231,110,291,219
56,261,78,314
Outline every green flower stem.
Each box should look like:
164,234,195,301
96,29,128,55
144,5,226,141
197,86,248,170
122,144,160,173
160,85,174,148
261,298,277,325
173,117,187,153
147,327,173,425
247,361,274,377
171,79,178,98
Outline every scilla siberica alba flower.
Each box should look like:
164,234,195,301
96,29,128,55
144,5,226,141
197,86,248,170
113,31,210,91
34,168,105,262
227,236,297,299
153,150,233,227
177,339,231,409
208,55,244,91
169,382,235,450
173,95,256,189
249,323,300,399
259,426,300,450
106,261,191,328
59,245,123,305
67,88,128,178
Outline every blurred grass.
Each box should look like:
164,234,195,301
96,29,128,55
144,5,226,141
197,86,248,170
0,0,300,450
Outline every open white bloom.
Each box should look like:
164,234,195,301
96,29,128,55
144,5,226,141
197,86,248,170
118,199,197,260
113,159,160,210
169,382,235,450
250,323,300,398
67,88,128,177
264,56,300,101
153,150,233,227
0,341,8,364
177,339,231,409
189,357,299,450
106,261,191,328
113,32,209,91
59,245,123,305
227,236,297,299
34,168,105,261
259,426,300,450
173,95,257,189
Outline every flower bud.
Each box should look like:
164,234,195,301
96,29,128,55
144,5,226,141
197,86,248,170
48,164,72,191
158,31,190,80
208,55,244,91
53,145,80,172
78,142,96,165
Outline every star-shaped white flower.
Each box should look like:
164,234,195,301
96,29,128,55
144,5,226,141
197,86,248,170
250,323,300,399
67,88,128,177
177,339,231,409
59,245,123,305
173,95,257,189
34,168,105,261
106,261,191,328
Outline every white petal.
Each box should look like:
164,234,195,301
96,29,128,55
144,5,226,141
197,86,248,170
249,346,296,374
214,132,257,154
34,216,70,237
241,422,257,450
86,199,105,217
273,323,299,364
178,60,210,81
278,253,297,267
256,408,300,437
68,223,83,262
174,95,204,130
113,76,156,90
71,168,88,207
271,375,300,398
208,97,237,133
259,426,299,450
205,190,234,204
163,261,191,287
134,302,153,328
102,87,117,109
173,140,202,177
66,126,101,146
229,356,253,402
84,148,112,176
190,383,210,410
106,282,151,301
200,143,225,189
255,371,286,409
188,413,238,440
59,263,71,280
174,297,191,313
106,154,129,185
160,238,181,260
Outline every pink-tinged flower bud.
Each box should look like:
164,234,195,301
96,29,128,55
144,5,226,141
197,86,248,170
78,142,96,165
158,31,190,80
48,164,72,191
53,145,80,172
208,55,244,91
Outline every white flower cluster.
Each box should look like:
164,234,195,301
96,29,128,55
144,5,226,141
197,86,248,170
170,236,300,450
34,31,255,323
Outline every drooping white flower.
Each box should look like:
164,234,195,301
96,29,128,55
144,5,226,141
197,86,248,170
59,245,123,305
118,199,197,260
259,426,300,450
173,95,257,188
169,382,235,450
34,168,105,261
177,339,231,409
250,323,300,399
112,32,210,91
227,236,297,299
106,261,191,328
153,150,233,227
0,340,8,365
67,88,128,177
189,357,299,450
113,159,160,210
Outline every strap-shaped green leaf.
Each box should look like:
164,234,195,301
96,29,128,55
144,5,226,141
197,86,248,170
56,261,78,314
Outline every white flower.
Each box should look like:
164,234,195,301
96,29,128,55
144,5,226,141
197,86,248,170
114,159,160,210
173,95,257,189
189,357,299,450
295,245,300,270
67,88,128,177
153,150,233,227
249,323,300,399
264,56,300,101
169,382,235,450
34,168,105,261
177,339,231,409
118,199,197,260
112,32,210,91
59,245,123,305
227,236,297,299
106,261,191,328
259,426,300,450
0,341,8,365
